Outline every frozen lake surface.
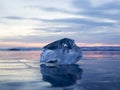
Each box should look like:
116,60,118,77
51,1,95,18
0,51,120,90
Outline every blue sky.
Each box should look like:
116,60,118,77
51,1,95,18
0,0,120,48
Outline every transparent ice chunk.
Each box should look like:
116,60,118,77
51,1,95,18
40,38,82,64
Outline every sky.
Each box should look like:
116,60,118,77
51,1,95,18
0,0,120,48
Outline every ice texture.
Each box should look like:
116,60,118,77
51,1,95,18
40,38,82,64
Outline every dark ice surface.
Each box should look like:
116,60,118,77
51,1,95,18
0,51,120,90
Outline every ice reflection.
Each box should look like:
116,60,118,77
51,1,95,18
40,64,83,89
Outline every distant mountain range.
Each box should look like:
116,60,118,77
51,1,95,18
0,46,120,51
80,46,120,51
0,47,42,51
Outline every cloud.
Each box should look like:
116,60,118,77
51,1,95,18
89,0,120,7
28,0,78,13
1,24,120,45
30,6,69,13
36,18,117,26
0,0,120,47
3,16,25,20
34,27,62,32
72,0,120,20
